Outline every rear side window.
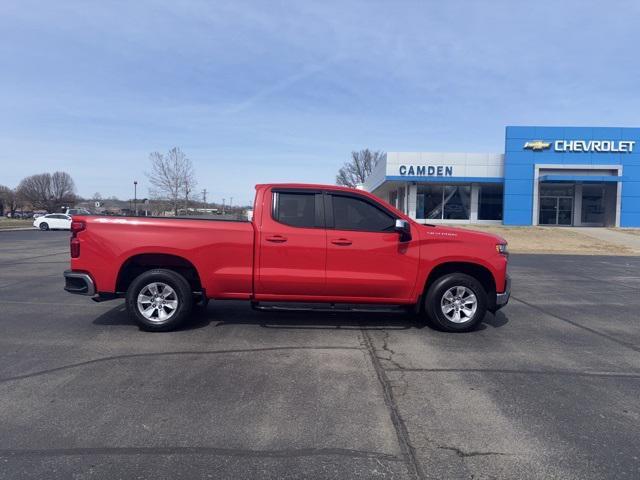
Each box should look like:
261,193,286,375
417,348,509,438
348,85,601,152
274,192,317,228
332,195,395,232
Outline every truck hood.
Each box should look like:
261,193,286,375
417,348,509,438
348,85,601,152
420,224,506,245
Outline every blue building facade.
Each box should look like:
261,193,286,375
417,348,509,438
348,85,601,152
364,126,639,227
504,126,640,227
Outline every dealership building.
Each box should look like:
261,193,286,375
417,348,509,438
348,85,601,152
363,126,640,227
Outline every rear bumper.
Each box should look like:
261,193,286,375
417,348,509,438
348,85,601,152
63,270,96,296
494,275,511,309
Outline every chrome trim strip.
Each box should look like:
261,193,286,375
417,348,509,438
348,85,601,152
64,270,96,296
495,275,511,306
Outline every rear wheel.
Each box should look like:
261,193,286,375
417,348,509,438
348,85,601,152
126,269,193,331
39,222,49,231
424,273,487,332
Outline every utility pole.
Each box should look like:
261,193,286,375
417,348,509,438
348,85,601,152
230,197,233,210
133,180,138,216
184,183,190,216
202,189,208,209
222,198,226,215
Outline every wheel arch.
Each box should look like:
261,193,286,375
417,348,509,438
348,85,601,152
422,261,497,310
116,253,203,294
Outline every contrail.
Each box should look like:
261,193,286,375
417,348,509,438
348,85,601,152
225,53,345,114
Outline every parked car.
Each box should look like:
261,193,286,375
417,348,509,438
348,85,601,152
63,183,510,332
63,207,91,216
7,211,33,219
33,213,72,231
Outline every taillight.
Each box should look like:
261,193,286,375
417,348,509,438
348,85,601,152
71,220,86,234
70,220,85,258
70,237,80,258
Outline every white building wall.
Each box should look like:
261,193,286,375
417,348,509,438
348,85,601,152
385,152,504,178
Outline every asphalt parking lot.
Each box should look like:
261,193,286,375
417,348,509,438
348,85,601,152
1,230,639,480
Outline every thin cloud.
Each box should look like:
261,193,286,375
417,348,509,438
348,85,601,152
224,54,345,114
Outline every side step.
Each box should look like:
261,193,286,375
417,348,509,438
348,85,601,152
251,301,411,314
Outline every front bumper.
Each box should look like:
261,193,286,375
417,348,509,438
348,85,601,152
494,275,511,309
63,270,96,296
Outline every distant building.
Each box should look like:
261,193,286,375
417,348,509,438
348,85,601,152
364,126,638,227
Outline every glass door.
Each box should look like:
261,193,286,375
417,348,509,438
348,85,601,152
581,185,605,226
539,196,574,225
539,197,559,225
557,197,573,225
539,184,574,226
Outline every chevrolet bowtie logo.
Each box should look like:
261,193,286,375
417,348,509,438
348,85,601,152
523,140,551,151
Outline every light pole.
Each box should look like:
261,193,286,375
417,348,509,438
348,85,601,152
133,181,138,216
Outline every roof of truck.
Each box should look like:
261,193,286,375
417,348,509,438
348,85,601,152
255,183,364,193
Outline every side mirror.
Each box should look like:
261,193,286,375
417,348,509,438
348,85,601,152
394,219,412,242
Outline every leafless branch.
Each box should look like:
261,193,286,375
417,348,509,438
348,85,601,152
336,149,385,187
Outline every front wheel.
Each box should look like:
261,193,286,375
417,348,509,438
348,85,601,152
126,269,193,331
424,273,487,332
39,222,49,231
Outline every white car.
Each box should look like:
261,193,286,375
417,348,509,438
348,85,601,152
33,214,72,231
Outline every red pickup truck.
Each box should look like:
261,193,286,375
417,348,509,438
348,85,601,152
64,183,510,332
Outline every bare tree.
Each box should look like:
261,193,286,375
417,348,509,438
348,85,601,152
336,149,385,187
51,172,76,209
0,185,20,216
17,174,51,210
17,172,76,212
146,147,197,215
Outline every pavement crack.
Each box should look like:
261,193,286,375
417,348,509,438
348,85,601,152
0,446,402,461
511,295,640,354
362,330,425,480
377,331,404,370
384,367,640,380
0,346,364,384
436,445,514,458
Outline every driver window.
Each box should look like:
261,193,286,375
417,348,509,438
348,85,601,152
332,195,395,232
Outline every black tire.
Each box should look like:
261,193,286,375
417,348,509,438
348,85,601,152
39,222,49,231
126,269,193,332
424,273,487,332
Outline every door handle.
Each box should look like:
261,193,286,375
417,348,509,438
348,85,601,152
331,238,352,246
266,235,287,243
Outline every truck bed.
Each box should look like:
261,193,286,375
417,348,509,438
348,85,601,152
70,216,255,299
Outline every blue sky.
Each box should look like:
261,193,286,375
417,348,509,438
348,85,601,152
1,0,639,205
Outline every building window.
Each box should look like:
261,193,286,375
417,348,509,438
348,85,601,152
416,185,471,220
478,184,504,220
389,190,398,209
398,187,405,213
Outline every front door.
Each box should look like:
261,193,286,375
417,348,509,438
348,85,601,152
256,189,327,298
539,197,573,225
324,193,420,301
539,184,574,226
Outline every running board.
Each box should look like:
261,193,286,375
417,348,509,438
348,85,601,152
251,302,411,314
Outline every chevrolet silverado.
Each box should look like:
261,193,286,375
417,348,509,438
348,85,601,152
63,183,510,332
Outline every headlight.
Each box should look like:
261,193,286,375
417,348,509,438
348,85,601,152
496,243,508,255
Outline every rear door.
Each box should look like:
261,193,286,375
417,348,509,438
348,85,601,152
48,215,64,228
324,192,420,301
61,215,72,229
255,189,327,298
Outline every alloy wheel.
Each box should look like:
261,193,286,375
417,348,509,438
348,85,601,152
137,282,179,323
440,286,477,323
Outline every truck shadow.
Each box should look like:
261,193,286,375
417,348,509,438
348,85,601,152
92,301,509,332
